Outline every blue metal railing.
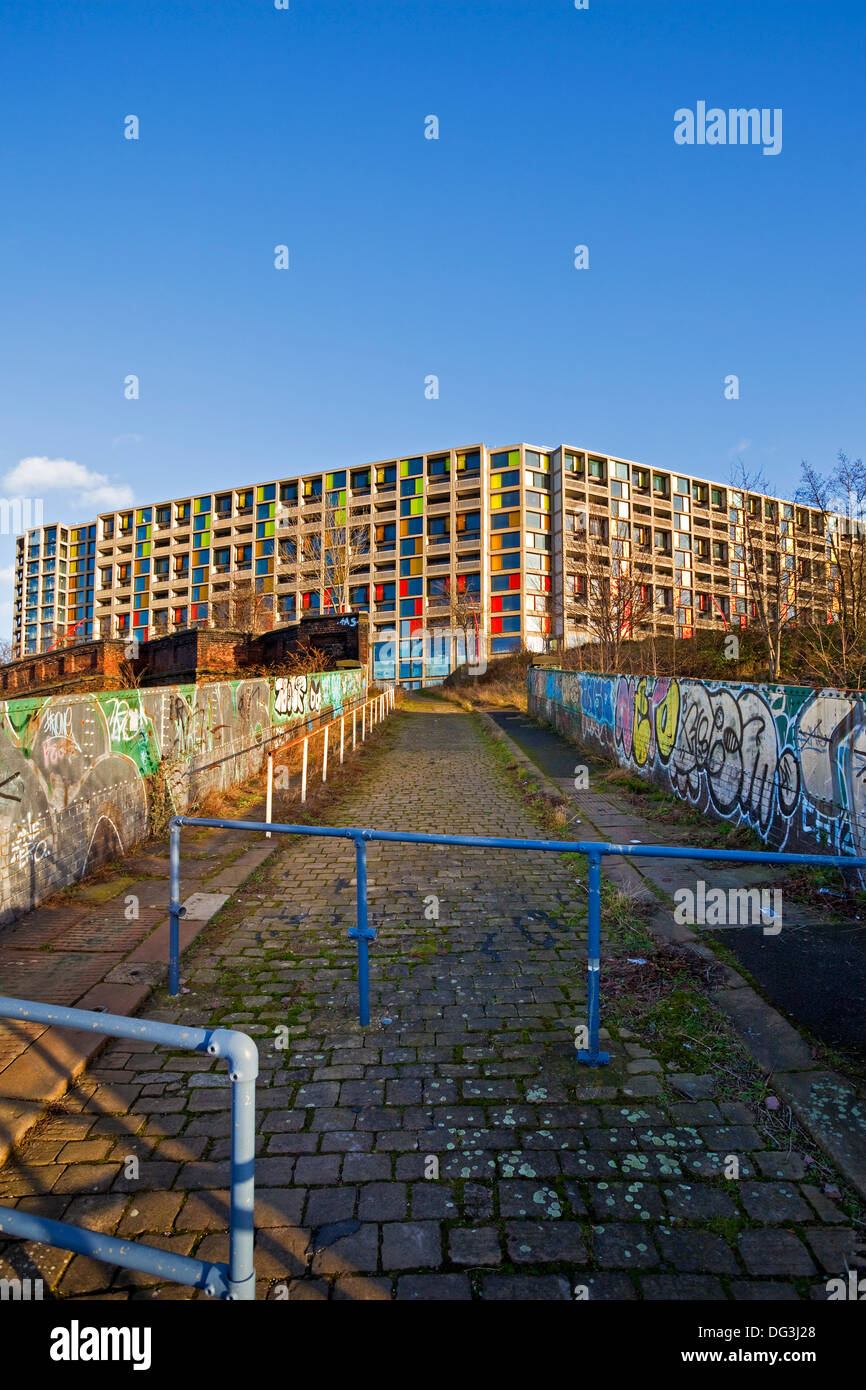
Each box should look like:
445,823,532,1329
169,816,866,1068
0,997,257,1300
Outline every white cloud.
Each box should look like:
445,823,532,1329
727,438,753,461
1,456,134,513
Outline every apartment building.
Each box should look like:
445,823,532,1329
12,442,834,687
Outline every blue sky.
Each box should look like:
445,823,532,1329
1,0,864,630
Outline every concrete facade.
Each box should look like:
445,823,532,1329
13,442,836,687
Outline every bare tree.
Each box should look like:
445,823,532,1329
583,543,653,673
277,491,370,614
210,575,274,634
448,575,483,668
796,452,866,687
733,461,791,681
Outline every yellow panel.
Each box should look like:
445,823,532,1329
410,558,422,576
491,496,501,510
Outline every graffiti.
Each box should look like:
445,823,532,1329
0,668,366,923
615,676,679,768
104,697,147,744
667,683,798,834
528,667,866,861
578,674,615,736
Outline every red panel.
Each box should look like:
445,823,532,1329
491,617,503,633
399,580,408,597
509,574,520,590
491,596,502,612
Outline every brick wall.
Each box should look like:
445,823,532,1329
0,640,128,698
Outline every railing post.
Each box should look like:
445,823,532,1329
322,725,329,782
352,708,357,749
265,752,273,838
348,835,376,1027
340,715,345,764
577,849,610,1066
216,1029,258,1301
362,703,366,741
169,819,183,996
301,737,308,802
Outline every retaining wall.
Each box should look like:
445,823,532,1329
0,668,365,921
527,666,866,858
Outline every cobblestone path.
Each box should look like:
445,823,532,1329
0,704,860,1300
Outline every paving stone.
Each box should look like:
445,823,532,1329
640,1275,726,1300
334,1276,393,1301
656,1229,738,1274
481,1275,572,1300
448,1227,502,1266
729,1281,801,1300
801,1227,859,1275
357,1183,407,1222
381,1222,442,1271
397,1274,471,1301
589,1182,665,1221
304,1187,357,1227
738,1230,816,1276
505,1221,588,1265
739,1181,813,1224
592,1223,659,1268
752,1150,810,1180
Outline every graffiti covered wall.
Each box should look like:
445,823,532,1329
0,668,364,922
528,667,866,859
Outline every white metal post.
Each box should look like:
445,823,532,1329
322,725,329,782
362,703,366,741
301,737,308,802
265,752,273,837
340,715,345,764
352,708,357,749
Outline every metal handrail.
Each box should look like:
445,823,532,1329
167,817,866,1067
0,997,257,1300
